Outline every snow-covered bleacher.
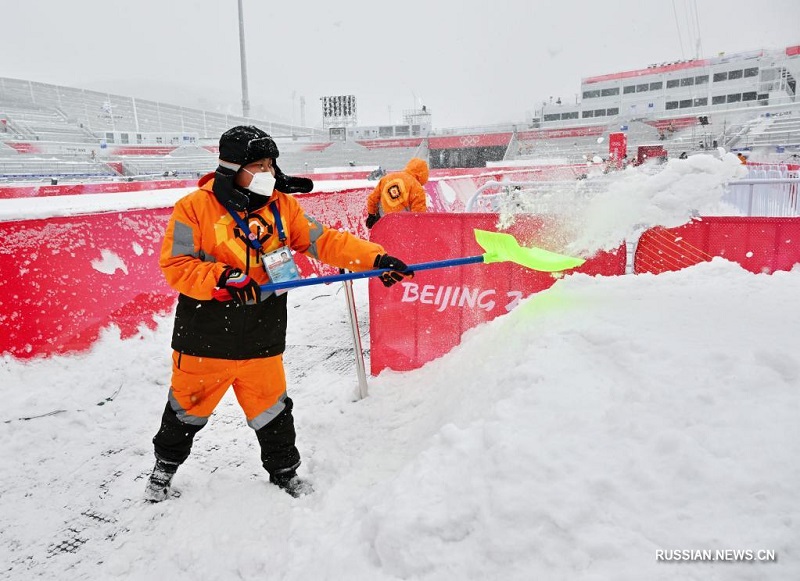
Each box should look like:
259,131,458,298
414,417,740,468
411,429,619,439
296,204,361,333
120,147,216,178
511,125,607,163
745,114,800,149
2,74,800,184
274,141,422,174
0,158,117,181
0,77,323,140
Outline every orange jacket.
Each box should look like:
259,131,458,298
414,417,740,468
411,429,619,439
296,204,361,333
160,173,386,359
162,173,385,299
366,158,429,216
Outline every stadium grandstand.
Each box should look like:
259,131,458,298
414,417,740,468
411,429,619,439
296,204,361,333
1,42,798,184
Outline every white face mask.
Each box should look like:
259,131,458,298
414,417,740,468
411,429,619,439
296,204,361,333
243,169,276,196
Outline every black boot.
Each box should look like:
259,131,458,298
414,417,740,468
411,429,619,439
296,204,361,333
269,468,313,498
144,457,179,503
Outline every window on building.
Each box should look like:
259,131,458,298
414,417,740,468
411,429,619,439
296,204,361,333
583,90,601,99
744,67,759,78
636,84,649,92
757,93,769,101
120,133,129,144
713,72,728,82
728,69,743,80
562,111,579,119
623,85,636,94
712,95,726,104
601,87,619,96
395,125,410,136
649,82,663,90
606,107,619,116
105,132,114,143
666,79,680,88
543,114,561,121
761,69,781,83
695,75,709,85
379,126,393,137
156,136,163,144
693,97,708,107
742,91,757,101
412,125,420,135
136,133,143,144
665,101,679,110
680,77,695,87
594,109,606,117
727,93,742,103
679,99,693,108
582,110,594,118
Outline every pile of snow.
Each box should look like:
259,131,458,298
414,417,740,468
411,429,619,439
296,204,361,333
0,152,796,579
2,259,798,579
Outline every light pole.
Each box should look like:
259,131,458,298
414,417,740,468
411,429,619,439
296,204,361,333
237,0,250,119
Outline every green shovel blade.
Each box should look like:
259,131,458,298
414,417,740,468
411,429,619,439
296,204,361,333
474,229,585,272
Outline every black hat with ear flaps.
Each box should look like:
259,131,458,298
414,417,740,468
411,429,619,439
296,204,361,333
212,125,314,210
212,126,279,211
218,125,279,169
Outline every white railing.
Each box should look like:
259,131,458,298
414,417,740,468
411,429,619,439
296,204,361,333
465,175,800,217
465,180,605,212
723,177,800,216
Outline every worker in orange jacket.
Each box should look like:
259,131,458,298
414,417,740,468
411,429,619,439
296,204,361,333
145,125,413,501
365,157,429,229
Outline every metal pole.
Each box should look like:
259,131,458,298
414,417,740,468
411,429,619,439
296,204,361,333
237,0,250,119
341,277,369,400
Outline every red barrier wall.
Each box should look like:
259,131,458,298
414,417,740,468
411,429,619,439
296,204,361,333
6,177,797,362
368,213,627,375
0,179,196,199
0,187,374,359
634,217,800,274
0,209,175,358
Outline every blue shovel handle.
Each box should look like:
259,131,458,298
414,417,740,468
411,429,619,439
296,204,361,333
258,255,485,293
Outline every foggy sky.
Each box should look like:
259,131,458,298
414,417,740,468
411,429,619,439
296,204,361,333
3,0,798,129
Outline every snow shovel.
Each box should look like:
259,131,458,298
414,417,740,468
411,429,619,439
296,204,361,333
213,229,585,300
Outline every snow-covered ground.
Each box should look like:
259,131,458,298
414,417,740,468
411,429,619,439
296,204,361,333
1,152,798,580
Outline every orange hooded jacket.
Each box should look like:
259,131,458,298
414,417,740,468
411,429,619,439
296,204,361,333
160,173,386,359
366,158,429,216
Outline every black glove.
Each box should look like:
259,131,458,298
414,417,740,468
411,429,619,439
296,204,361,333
374,254,413,288
217,267,261,305
365,213,380,229
274,163,314,194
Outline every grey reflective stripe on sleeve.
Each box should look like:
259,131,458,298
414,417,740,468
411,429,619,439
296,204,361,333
248,392,288,430
171,220,200,258
168,388,209,426
198,249,216,263
303,213,324,260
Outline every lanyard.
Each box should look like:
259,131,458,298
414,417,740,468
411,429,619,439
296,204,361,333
224,200,286,251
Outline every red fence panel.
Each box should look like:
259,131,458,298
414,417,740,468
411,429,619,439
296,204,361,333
368,213,627,374
0,209,176,358
0,179,196,199
634,217,800,274
0,188,375,358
